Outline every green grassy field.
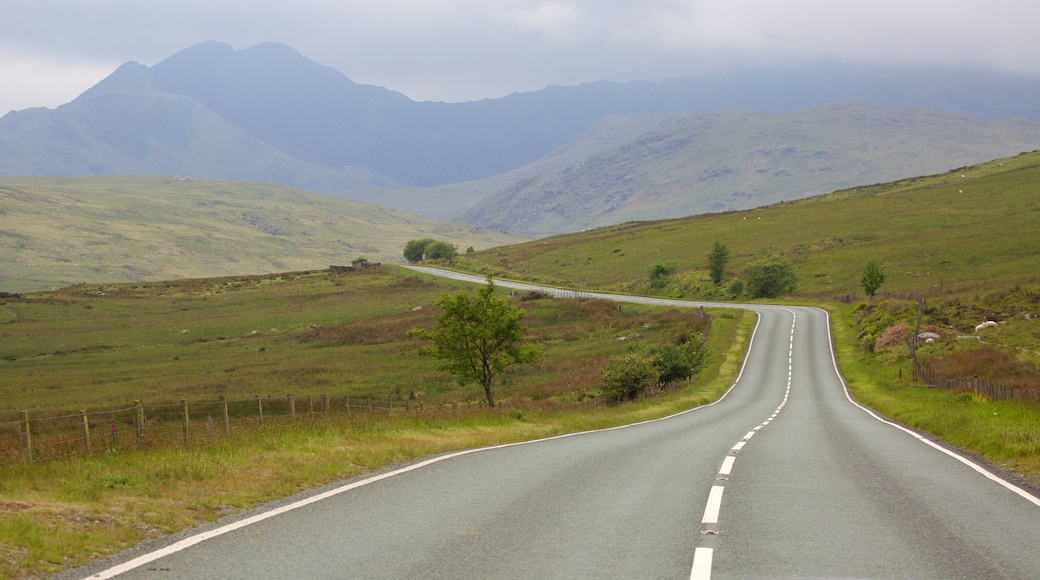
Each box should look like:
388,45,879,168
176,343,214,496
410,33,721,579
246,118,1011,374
0,176,523,293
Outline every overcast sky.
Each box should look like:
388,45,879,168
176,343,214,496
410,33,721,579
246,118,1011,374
2,0,1039,115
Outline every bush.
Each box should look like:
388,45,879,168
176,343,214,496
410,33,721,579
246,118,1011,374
403,238,435,263
640,333,707,383
425,241,459,262
648,262,675,289
727,278,744,298
744,257,797,298
598,351,661,404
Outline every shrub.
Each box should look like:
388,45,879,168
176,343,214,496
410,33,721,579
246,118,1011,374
403,238,435,263
425,241,459,262
648,262,675,289
598,351,660,404
640,333,708,383
727,278,744,298
744,257,797,298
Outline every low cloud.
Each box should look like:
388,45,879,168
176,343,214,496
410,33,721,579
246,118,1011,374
1,0,1038,112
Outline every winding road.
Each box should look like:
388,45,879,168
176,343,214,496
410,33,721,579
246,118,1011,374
80,267,1040,579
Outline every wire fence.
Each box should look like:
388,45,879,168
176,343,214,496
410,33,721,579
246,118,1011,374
905,300,1040,404
0,375,703,465
0,394,537,465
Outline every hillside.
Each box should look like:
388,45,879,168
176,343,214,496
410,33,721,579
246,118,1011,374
457,150,1040,305
459,103,1040,236
0,176,522,293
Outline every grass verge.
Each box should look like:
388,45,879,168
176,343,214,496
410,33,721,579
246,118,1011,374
828,303,1040,489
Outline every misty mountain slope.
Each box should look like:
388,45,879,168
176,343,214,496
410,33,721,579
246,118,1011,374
462,102,1040,237
349,113,686,221
6,41,1040,193
0,61,384,191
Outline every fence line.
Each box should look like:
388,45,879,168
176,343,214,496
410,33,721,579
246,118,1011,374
905,300,1040,404
0,394,600,464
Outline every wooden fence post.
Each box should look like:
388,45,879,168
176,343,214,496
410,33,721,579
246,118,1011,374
307,395,314,420
256,395,264,424
20,410,32,462
220,396,230,434
81,409,91,454
181,399,189,443
135,400,144,449
321,394,328,415
288,394,296,419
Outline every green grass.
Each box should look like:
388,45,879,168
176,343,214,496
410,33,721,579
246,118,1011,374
0,176,524,293
0,269,754,579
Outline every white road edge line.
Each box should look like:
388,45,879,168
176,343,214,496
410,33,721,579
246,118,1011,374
820,308,1040,508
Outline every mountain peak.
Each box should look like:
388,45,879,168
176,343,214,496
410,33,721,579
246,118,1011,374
75,61,155,100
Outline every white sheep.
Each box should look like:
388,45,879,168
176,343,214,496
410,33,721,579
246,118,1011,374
974,320,998,333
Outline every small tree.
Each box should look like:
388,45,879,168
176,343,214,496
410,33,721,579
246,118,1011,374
744,257,797,298
598,351,660,404
425,240,459,262
403,238,435,263
640,333,707,383
648,262,675,289
860,261,886,298
707,241,730,284
408,276,542,407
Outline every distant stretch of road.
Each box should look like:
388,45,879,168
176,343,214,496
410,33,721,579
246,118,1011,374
80,267,1040,579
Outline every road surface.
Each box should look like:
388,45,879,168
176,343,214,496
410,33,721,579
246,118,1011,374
79,268,1040,579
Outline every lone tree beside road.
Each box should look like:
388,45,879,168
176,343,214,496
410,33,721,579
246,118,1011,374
408,275,542,407
707,240,730,284
860,260,886,298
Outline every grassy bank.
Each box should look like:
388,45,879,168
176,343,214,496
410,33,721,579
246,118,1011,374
829,303,1040,487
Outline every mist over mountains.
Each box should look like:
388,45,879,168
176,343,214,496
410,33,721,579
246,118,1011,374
3,40,1040,236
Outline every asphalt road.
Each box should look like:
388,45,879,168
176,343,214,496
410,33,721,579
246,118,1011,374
81,268,1040,579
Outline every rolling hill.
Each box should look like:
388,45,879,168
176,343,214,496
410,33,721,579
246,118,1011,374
0,176,522,293
455,150,1040,303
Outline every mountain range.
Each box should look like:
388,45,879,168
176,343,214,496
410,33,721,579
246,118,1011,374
4,41,1040,237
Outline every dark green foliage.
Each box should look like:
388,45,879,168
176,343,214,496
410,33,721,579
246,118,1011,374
648,262,675,288
744,258,797,298
640,333,708,383
707,241,730,284
598,351,660,404
727,278,744,298
403,238,436,263
861,260,886,298
425,240,459,262
408,276,542,407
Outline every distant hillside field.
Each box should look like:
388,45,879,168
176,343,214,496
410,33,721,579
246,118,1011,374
0,176,522,292
457,151,1040,302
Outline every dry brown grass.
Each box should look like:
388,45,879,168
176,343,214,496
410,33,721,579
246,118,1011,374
923,346,1040,392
